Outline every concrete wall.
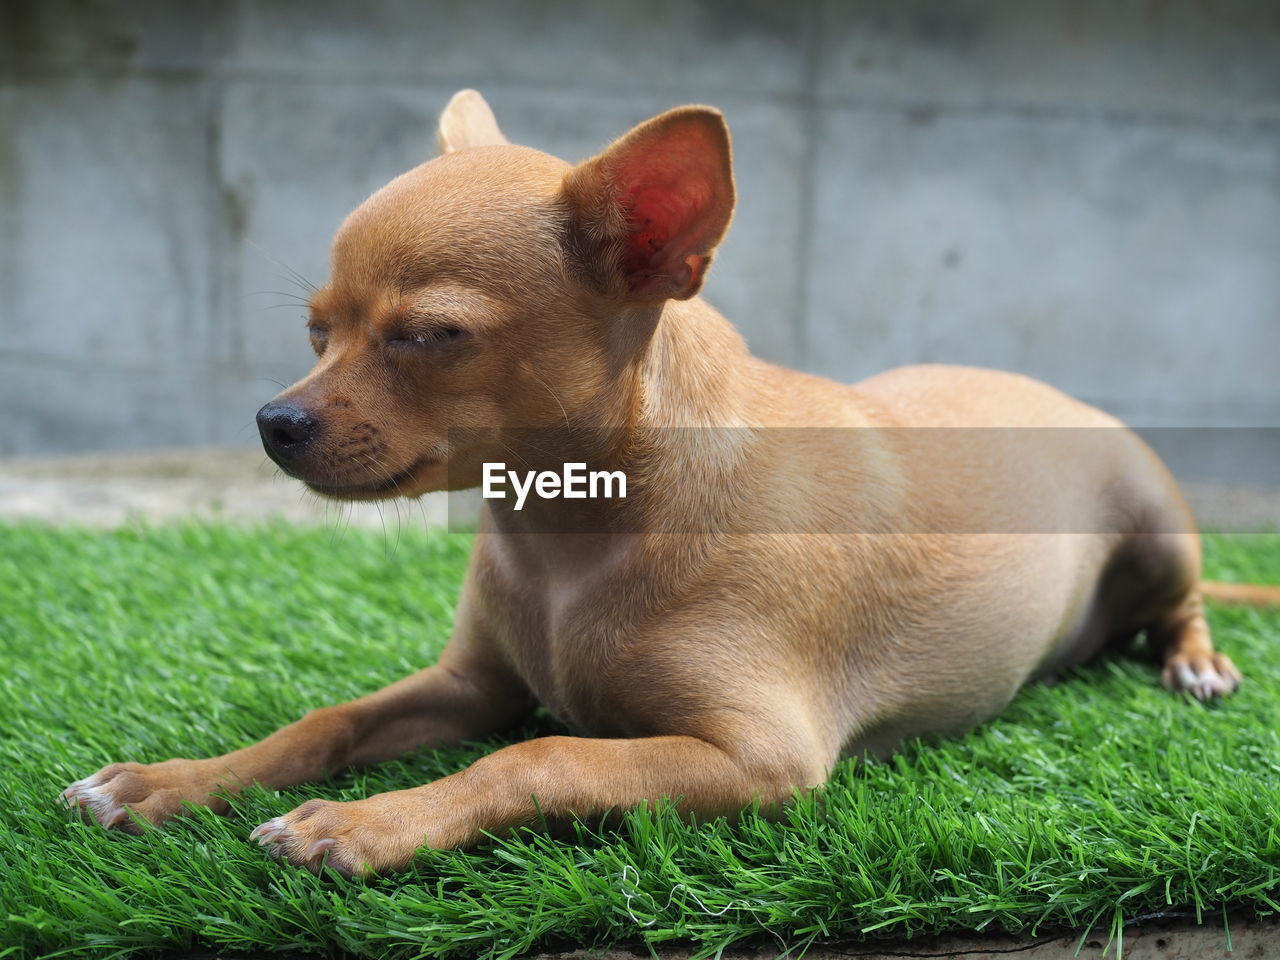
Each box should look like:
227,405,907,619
2,1,1278,456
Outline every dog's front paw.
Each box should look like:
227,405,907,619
250,792,436,877
61,759,225,832
1161,652,1242,700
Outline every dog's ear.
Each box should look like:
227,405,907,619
561,106,735,302
437,89,509,154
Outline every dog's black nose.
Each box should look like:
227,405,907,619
257,401,317,465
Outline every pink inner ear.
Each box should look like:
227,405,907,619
614,136,720,292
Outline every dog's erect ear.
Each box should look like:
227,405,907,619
437,89,509,154
561,106,735,302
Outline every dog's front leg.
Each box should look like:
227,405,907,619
62,656,531,832
254,731,826,876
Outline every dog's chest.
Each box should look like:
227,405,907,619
477,537,637,735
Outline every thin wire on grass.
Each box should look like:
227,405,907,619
619,864,735,928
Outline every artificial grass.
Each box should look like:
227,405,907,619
0,523,1278,960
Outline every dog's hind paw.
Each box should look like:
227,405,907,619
1161,652,1242,701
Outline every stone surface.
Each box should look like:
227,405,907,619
0,359,217,456
5,75,214,369
803,106,1280,422
814,0,1280,120
4,0,231,70
228,0,813,98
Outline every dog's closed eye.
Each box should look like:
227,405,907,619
388,327,468,350
307,324,329,355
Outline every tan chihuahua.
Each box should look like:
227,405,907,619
64,91,1273,877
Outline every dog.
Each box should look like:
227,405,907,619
63,90,1276,877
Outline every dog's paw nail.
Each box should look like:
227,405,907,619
1168,656,1239,700
251,819,289,844
307,838,337,858
99,806,129,829
65,784,96,810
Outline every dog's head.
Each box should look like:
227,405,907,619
256,90,735,499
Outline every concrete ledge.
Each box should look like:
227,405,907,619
522,908,1278,959
0,447,448,528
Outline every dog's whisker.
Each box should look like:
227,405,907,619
496,439,534,473
392,497,405,554
245,290,313,304
502,431,562,462
351,451,416,552
374,500,388,552
526,369,571,431
347,453,396,550
279,266,319,295
331,499,350,547
245,238,319,296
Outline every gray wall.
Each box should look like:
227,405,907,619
2,1,1278,457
